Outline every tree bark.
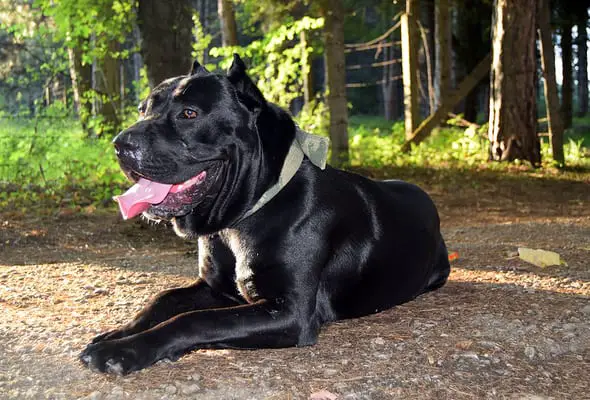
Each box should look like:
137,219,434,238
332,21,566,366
560,21,573,129
577,14,588,116
434,0,451,108
420,0,436,115
137,0,194,87
218,0,238,46
67,46,93,133
300,30,314,108
132,24,143,103
321,0,349,167
488,0,540,166
401,0,420,139
537,0,565,166
93,41,122,137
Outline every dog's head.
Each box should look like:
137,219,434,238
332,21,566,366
113,55,295,233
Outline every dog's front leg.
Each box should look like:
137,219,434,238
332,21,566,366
90,279,241,343
80,299,316,375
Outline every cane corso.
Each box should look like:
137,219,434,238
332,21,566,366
80,55,450,375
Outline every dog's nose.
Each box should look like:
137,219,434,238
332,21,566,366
112,130,140,154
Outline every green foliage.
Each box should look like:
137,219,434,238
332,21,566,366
295,99,329,136
0,115,126,208
36,0,135,60
346,115,589,169
192,13,213,63
210,16,324,109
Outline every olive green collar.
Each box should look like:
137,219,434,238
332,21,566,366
240,128,329,220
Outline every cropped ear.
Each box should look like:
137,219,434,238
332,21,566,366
227,54,266,110
190,60,209,76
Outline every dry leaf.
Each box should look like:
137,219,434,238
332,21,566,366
455,340,473,350
518,247,563,268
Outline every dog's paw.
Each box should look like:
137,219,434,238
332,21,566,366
91,328,127,344
80,339,154,375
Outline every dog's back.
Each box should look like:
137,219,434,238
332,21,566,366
280,161,450,321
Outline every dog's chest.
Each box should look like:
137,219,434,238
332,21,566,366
217,229,260,303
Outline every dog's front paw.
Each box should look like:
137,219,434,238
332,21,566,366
80,338,155,375
91,328,126,344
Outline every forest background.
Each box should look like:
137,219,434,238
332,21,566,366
0,0,589,209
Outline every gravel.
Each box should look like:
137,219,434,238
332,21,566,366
1,183,589,399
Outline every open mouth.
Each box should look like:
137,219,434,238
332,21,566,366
114,171,208,220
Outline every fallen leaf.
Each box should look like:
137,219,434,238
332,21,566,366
518,247,564,268
448,251,460,262
309,389,339,400
455,340,473,350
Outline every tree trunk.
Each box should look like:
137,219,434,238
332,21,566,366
434,0,451,108
300,30,314,108
401,0,420,139
93,41,122,137
217,0,238,46
577,15,588,116
321,0,349,166
420,0,436,115
67,46,93,133
537,0,565,166
560,21,573,129
137,0,194,87
132,24,143,103
488,0,540,166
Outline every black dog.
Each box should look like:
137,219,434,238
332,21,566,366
80,55,450,375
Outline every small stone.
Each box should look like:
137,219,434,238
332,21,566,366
84,391,102,400
524,346,536,360
459,351,479,361
373,337,385,345
179,383,201,395
581,304,590,315
164,385,177,395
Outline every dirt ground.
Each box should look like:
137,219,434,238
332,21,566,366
0,168,589,399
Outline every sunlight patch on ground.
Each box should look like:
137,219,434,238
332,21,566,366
449,267,589,296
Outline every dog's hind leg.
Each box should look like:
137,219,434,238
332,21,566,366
423,237,451,293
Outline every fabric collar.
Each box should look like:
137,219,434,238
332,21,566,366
240,127,329,220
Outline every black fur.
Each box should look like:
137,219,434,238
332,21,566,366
80,55,450,375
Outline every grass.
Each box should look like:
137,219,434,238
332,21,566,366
0,111,588,213
0,116,127,209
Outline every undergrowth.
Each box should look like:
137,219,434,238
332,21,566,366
0,111,588,213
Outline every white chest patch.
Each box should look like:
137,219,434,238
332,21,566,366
219,229,259,302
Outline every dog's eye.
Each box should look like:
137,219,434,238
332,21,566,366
182,109,197,119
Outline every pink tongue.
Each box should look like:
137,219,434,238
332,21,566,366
114,178,172,220
114,172,207,220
